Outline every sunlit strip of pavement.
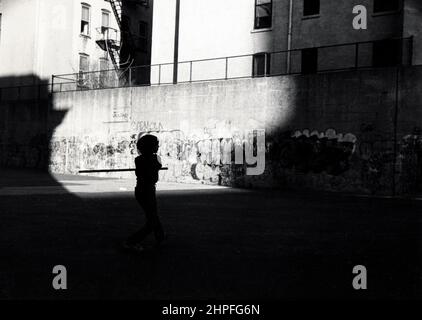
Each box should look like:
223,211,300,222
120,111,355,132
0,177,230,196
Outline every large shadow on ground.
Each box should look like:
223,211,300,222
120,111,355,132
0,75,79,299
2,186,421,299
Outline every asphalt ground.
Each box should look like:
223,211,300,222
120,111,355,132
0,169,421,299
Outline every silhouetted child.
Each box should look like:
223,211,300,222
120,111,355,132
124,134,165,252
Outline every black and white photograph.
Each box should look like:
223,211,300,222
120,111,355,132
0,0,421,310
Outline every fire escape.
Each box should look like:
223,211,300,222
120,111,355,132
99,0,149,72
96,27,121,71
95,0,123,71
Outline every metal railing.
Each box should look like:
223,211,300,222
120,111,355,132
51,37,413,93
96,27,120,44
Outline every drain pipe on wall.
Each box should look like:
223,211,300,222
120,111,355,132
286,0,293,73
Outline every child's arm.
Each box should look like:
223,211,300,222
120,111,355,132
155,155,163,171
135,156,143,179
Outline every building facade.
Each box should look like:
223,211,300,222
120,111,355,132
150,0,421,83
1,0,420,89
0,0,153,88
119,0,154,85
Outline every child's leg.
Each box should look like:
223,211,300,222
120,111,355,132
143,191,165,242
128,202,163,244
126,190,154,245
150,211,165,242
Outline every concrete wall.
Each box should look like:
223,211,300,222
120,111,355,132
40,65,422,195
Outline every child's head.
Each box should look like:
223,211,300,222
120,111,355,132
137,134,159,155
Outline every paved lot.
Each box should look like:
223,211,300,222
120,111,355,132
0,169,421,299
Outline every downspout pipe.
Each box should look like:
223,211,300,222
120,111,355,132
286,0,293,73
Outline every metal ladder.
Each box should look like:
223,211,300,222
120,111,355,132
107,0,123,29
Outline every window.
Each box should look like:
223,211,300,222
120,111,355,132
101,10,110,36
138,21,148,52
99,58,108,71
374,0,399,13
253,53,271,77
303,0,320,16
373,39,401,67
254,0,272,29
301,48,318,74
78,54,89,86
79,54,89,73
99,58,109,87
81,4,90,36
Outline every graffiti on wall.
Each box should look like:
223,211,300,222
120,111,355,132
136,125,265,183
112,106,130,122
399,127,422,193
131,121,164,133
50,119,266,185
1,133,49,169
270,128,357,175
266,124,402,194
357,123,395,194
49,134,135,174
48,122,422,194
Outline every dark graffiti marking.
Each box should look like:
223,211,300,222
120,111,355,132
357,123,395,194
1,134,49,169
399,127,422,193
272,128,357,175
132,121,164,133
